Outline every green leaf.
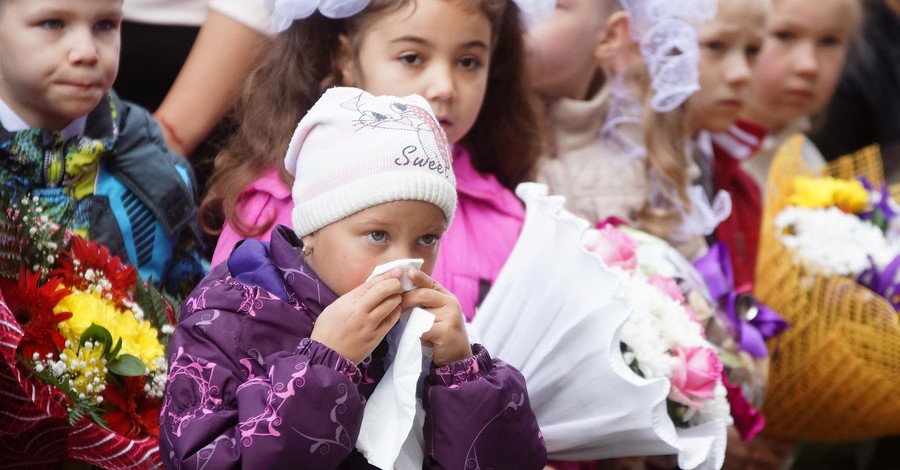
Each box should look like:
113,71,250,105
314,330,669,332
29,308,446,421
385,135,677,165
716,350,745,370
107,354,147,376
80,323,113,358
109,337,123,359
667,399,690,428
133,278,181,338
872,209,889,234
67,396,108,430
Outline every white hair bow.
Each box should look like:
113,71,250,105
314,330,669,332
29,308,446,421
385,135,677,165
264,0,370,32
265,0,556,33
618,0,717,112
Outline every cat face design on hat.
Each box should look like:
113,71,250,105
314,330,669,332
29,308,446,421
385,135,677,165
342,91,453,178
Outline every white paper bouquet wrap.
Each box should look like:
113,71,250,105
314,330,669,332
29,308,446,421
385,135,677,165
470,183,727,467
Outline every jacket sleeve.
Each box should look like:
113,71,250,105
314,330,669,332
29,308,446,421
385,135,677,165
423,344,547,469
111,94,207,298
160,303,366,470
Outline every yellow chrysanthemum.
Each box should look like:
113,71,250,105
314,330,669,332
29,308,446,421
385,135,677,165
55,291,164,368
832,184,870,214
117,317,165,368
789,176,869,214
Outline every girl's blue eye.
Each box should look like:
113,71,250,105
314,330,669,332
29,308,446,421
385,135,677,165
95,20,119,31
366,231,387,243
418,234,439,246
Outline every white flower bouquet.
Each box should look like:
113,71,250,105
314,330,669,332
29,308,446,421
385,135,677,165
472,184,730,469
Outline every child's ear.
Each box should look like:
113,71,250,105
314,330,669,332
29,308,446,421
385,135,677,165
594,11,631,63
335,34,357,86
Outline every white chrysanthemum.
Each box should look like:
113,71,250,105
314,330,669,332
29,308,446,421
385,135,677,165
624,276,731,428
775,206,900,277
619,274,710,381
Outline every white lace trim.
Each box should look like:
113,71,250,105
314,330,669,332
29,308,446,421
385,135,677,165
618,0,716,112
600,83,646,164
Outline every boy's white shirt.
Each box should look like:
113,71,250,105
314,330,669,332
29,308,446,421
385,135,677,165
0,97,86,138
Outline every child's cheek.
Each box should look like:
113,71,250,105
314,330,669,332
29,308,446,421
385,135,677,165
750,55,784,104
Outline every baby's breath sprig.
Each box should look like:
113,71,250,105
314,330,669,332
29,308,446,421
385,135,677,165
132,279,178,342
24,340,108,427
0,191,70,280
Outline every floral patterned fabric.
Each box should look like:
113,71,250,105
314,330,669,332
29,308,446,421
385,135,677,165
160,226,547,469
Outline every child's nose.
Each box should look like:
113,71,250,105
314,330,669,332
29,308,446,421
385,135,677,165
68,30,100,65
425,64,457,103
792,40,820,77
391,245,418,262
725,55,751,87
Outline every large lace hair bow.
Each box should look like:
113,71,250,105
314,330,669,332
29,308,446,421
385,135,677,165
618,0,716,112
265,0,556,33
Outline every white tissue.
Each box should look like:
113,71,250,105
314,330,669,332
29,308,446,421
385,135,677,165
355,259,434,470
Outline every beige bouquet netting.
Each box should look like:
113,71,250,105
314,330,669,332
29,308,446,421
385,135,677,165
755,135,900,443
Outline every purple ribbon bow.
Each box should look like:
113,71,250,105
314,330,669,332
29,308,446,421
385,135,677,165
859,177,897,222
694,243,789,358
858,255,900,311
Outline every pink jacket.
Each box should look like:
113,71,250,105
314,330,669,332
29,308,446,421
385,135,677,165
212,148,524,321
211,168,293,267
433,147,525,320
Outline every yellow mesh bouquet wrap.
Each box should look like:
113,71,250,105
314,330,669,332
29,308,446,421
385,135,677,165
755,135,900,443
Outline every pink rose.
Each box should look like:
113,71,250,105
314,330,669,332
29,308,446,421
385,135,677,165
647,273,685,303
668,346,723,411
583,224,638,271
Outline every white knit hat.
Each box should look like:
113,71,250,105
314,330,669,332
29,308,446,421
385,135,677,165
285,87,457,237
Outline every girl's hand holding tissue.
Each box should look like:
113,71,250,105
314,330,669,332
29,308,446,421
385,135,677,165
401,268,473,366
311,268,406,364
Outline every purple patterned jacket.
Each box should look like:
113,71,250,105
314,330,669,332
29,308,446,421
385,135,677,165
159,226,546,469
